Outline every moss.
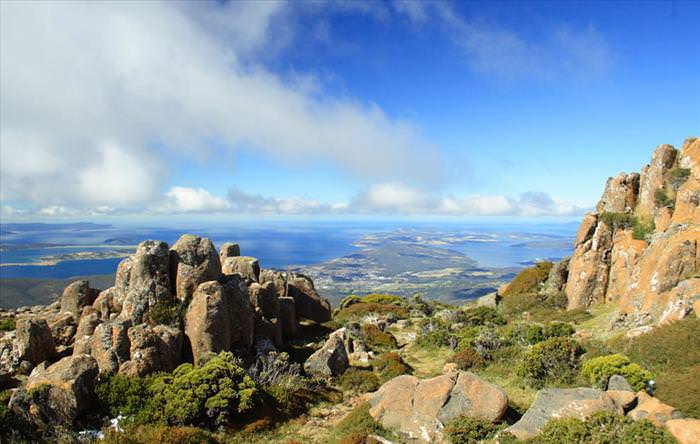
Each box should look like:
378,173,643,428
502,262,553,297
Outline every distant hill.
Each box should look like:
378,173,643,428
0,275,114,309
0,222,111,232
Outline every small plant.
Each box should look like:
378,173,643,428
372,352,412,383
581,354,652,391
0,317,15,332
654,188,674,208
96,373,150,419
334,303,409,324
599,212,635,230
668,167,691,190
517,337,583,388
360,294,402,305
447,348,485,370
330,403,394,444
444,415,501,444
340,368,380,393
502,262,553,296
460,306,506,326
360,323,398,351
632,217,656,241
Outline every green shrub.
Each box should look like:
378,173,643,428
148,352,257,428
517,337,583,388
581,354,652,391
669,167,691,190
599,212,635,230
149,297,184,327
102,425,217,444
330,403,393,444
454,326,483,351
338,295,362,310
372,352,413,383
360,294,402,305
654,188,674,208
0,317,15,332
340,368,380,394
528,411,677,444
632,217,656,241
444,415,500,443
447,348,485,370
543,322,575,339
502,262,553,297
334,303,409,324
96,373,150,419
416,318,453,348
656,364,700,418
0,390,13,435
460,306,505,326
623,317,700,372
360,324,398,351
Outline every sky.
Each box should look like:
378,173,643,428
1,0,698,221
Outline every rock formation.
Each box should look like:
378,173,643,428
560,138,699,324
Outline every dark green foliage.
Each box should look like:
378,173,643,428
102,425,218,444
654,188,674,208
599,212,655,241
149,297,184,327
502,262,553,297
96,373,151,419
340,368,380,394
460,306,506,326
580,354,652,391
669,167,691,190
330,403,393,444
517,337,583,388
501,290,588,324
447,347,485,370
0,317,15,332
360,323,398,351
444,415,501,444
334,303,409,324
632,217,656,241
416,318,453,348
146,352,258,428
0,390,12,435
360,294,402,305
372,352,413,383
527,411,677,444
599,212,635,230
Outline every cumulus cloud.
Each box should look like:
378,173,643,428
0,1,439,211
227,188,340,215
160,187,231,213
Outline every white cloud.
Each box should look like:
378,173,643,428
0,1,440,211
227,188,342,215
161,187,230,213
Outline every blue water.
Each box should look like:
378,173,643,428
0,221,576,280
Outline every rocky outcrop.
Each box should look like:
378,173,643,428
369,371,508,443
665,418,700,444
90,319,131,374
184,278,255,365
222,256,260,283
628,391,683,427
10,355,98,427
49,312,76,347
60,280,99,320
303,328,349,377
219,242,241,262
506,388,618,440
15,318,55,366
170,234,221,302
551,138,700,323
119,324,182,377
119,240,172,324
261,270,332,323
543,257,570,297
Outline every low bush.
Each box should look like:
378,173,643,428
96,373,151,419
453,326,483,351
656,364,700,418
444,415,501,444
372,352,413,383
447,348,485,370
329,403,394,444
473,328,502,360
340,368,380,394
599,212,635,230
360,324,398,351
669,167,691,190
416,318,453,348
528,411,676,444
102,425,217,444
654,188,674,208
517,337,583,388
622,317,700,372
632,216,656,241
0,390,13,435
460,306,505,326
581,354,652,391
334,303,409,324
502,262,553,297
360,294,403,305
0,317,15,332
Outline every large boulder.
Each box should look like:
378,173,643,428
184,278,255,366
596,172,640,213
169,234,222,302
222,256,260,283
566,219,614,309
60,280,99,319
248,281,279,319
49,312,77,347
369,371,507,443
628,391,683,427
119,241,172,324
93,287,118,320
304,328,349,377
543,257,571,297
637,144,677,217
278,296,298,336
260,270,331,323
665,418,700,444
506,388,618,440
90,319,131,374
219,242,241,262
15,318,55,365
119,324,182,377
10,355,98,427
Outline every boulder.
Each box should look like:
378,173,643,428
11,355,98,427
606,390,637,412
278,296,298,336
169,234,222,302
248,281,279,319
60,280,99,319
637,144,677,216
543,257,571,297
665,418,700,444
476,292,499,308
49,312,76,347
75,307,101,339
506,388,618,440
15,318,55,365
369,371,508,443
304,328,349,377
222,256,260,282
596,172,640,213
184,278,255,366
119,324,182,377
93,287,117,320
219,242,241,262
255,316,283,348
261,271,331,323
607,374,634,391
628,391,683,427
119,241,172,324
566,220,614,309
90,319,131,374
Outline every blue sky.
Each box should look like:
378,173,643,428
1,1,698,220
